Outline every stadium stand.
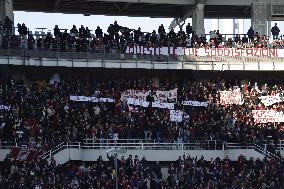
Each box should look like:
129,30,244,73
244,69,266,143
0,18,284,189
0,22,283,53
0,76,284,150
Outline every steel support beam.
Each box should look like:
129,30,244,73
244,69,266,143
169,0,206,30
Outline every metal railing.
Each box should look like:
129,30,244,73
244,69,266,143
82,139,224,150
1,41,284,65
2,139,284,161
38,140,254,160
1,48,284,72
2,139,284,150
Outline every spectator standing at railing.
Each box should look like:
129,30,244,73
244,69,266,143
242,35,249,44
134,27,143,45
247,26,255,42
54,25,60,37
186,23,193,37
36,37,43,49
168,29,176,46
234,34,241,44
253,32,260,43
21,24,28,36
150,30,158,46
85,27,91,38
79,25,86,38
16,23,22,35
27,35,35,50
271,23,280,40
199,34,206,46
158,24,166,46
70,25,78,36
113,21,121,40
95,26,103,38
177,29,187,47
17,23,28,36
158,24,166,36
216,30,223,46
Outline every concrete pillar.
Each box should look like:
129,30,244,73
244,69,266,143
192,3,205,37
251,0,268,36
238,19,244,34
267,18,271,38
267,3,272,39
0,0,14,27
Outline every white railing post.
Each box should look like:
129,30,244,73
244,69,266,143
141,143,144,150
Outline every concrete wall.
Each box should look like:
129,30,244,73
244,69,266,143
2,57,284,71
51,148,265,165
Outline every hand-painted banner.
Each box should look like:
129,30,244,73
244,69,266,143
121,90,149,101
125,46,282,58
0,105,10,110
259,95,284,106
127,98,149,108
252,110,284,123
127,98,174,110
121,89,177,102
170,110,183,122
152,101,175,110
220,88,244,105
70,96,115,103
155,88,178,102
182,100,208,107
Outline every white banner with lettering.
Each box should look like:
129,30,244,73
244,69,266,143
0,105,10,110
127,98,149,108
121,90,149,101
220,88,244,105
152,101,175,110
155,88,178,102
258,95,284,106
252,110,284,123
125,46,283,58
127,98,174,109
170,110,183,122
121,88,177,102
182,100,208,107
70,96,115,103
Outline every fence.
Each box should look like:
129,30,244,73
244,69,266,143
2,139,284,161
1,42,284,65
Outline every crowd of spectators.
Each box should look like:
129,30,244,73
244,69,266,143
1,154,283,189
0,76,284,150
0,21,284,53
